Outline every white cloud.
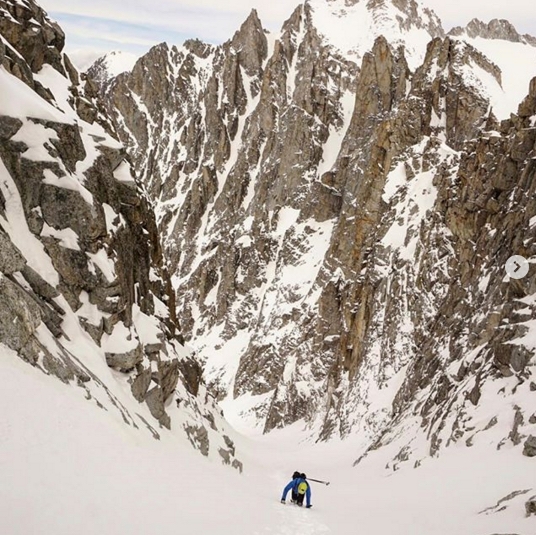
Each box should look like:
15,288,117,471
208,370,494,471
39,0,536,33
41,0,292,31
59,20,160,47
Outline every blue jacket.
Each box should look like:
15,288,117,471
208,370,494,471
281,477,311,506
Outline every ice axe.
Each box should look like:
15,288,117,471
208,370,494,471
307,478,330,486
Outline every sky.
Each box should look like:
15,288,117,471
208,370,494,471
38,0,536,70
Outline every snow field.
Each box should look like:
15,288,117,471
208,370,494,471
2,347,534,535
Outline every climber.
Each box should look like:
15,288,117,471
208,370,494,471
281,472,312,508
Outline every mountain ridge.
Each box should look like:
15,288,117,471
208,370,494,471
1,1,535,531
87,0,536,471
449,17,536,46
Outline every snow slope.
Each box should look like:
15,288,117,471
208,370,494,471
307,0,444,70
100,51,138,77
86,50,139,84
0,65,69,122
453,36,536,119
1,347,534,535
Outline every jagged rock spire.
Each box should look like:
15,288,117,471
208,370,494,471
231,8,268,76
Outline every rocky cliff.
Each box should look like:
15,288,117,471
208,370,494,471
0,0,240,468
91,0,536,466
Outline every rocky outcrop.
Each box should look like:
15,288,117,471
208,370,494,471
479,489,534,520
526,497,536,517
0,0,65,76
0,0,240,466
523,436,536,457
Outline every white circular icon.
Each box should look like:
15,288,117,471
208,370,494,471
505,255,529,280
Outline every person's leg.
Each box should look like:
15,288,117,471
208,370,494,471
297,494,304,506
291,491,297,503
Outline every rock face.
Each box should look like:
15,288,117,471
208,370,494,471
526,496,536,517
0,0,239,466
523,436,536,457
91,0,536,466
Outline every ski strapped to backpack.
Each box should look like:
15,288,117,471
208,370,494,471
291,471,330,486
306,477,330,486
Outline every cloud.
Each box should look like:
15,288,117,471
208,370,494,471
57,14,172,47
39,0,536,34
42,0,292,40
